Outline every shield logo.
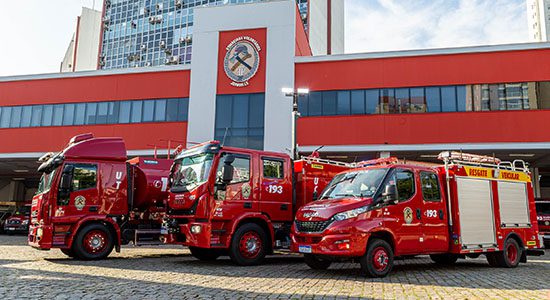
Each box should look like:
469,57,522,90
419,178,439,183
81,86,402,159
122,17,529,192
403,207,413,224
224,36,261,87
241,183,252,199
74,196,86,211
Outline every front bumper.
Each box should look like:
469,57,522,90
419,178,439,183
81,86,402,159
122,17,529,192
4,224,29,233
28,225,53,250
163,221,219,248
291,220,370,257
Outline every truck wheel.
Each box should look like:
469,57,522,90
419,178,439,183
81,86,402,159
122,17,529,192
304,254,331,270
229,223,267,266
494,238,521,268
73,223,114,260
360,239,394,278
189,247,221,261
430,254,458,265
60,248,75,258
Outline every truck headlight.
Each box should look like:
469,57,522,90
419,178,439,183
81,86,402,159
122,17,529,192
190,225,202,234
22,220,29,225
333,206,370,221
36,228,43,238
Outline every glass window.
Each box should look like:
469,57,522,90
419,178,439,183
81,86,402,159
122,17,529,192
365,89,378,114
142,100,155,122
1,106,12,128
42,105,53,126
71,164,97,191
350,90,365,115
425,87,441,112
395,88,410,113
10,106,22,128
63,104,75,126
336,91,350,115
96,102,109,124
322,91,337,115
232,95,248,129
263,159,284,179
31,106,43,127
85,103,97,124
52,104,64,126
74,103,86,125
21,106,32,127
178,98,188,121
441,86,457,112
396,170,415,201
216,154,250,184
420,171,441,202
308,92,322,116
130,101,142,123
107,102,120,124
297,94,308,116
410,88,425,113
166,98,179,121
119,101,131,123
456,86,468,112
154,99,167,121
380,89,395,114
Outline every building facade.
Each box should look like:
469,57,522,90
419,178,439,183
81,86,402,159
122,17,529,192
99,0,344,70
527,0,550,42
2,0,550,204
60,7,103,72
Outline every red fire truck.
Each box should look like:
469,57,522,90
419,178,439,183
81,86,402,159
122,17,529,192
28,133,171,260
162,141,349,265
292,152,545,277
535,199,550,248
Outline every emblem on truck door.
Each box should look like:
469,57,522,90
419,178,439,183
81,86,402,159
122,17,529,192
74,196,86,211
242,183,252,199
403,207,413,224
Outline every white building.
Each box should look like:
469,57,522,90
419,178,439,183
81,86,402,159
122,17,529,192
60,7,102,73
527,0,550,42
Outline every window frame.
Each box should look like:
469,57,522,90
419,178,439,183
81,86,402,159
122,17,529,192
419,171,442,202
261,157,285,180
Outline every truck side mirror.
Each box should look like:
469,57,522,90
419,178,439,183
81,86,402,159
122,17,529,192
59,165,74,191
312,190,318,201
382,184,398,204
216,155,235,191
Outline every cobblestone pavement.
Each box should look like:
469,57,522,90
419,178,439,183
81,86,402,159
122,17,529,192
0,235,548,300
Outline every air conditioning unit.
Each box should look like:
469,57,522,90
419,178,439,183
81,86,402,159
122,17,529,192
105,0,111,9
176,0,183,8
128,55,135,62
103,16,110,24
140,7,150,15
145,62,152,67
165,48,172,55
184,35,192,43
156,3,163,11
131,21,137,28
160,40,166,49
165,56,180,65
141,44,147,51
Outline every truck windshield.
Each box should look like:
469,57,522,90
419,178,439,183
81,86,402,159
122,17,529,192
536,202,550,215
36,168,57,195
171,153,214,191
320,169,387,200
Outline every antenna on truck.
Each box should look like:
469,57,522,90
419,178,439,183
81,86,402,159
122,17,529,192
221,127,229,147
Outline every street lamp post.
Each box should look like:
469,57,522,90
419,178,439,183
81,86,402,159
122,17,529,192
282,87,309,160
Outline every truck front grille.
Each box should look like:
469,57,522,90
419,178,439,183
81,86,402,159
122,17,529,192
295,220,333,233
7,220,21,225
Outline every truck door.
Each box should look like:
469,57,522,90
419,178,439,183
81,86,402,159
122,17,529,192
216,152,258,218
259,157,292,221
56,163,99,218
419,171,449,253
382,168,422,255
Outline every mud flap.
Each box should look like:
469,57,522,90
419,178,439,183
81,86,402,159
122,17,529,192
520,250,527,263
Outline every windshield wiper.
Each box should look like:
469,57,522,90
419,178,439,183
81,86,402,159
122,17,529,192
335,193,359,198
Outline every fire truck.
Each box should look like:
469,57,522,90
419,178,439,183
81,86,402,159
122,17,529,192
28,133,171,260
292,152,545,277
535,199,550,248
162,141,349,265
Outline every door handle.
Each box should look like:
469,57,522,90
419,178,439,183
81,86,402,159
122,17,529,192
416,208,421,220
243,202,252,209
280,204,288,211
438,209,444,220
89,206,98,212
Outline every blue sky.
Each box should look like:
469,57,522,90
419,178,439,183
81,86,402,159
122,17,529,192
0,0,530,76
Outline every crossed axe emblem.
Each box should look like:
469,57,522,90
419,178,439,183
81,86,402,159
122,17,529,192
229,44,253,73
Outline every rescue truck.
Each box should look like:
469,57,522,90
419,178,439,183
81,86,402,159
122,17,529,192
28,133,171,260
535,199,550,248
292,152,545,277
162,141,349,265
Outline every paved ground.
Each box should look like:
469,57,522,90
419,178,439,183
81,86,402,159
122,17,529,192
0,235,548,299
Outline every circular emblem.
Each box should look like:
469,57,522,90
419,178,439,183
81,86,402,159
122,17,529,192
224,36,261,87
74,196,86,211
403,207,413,224
241,183,252,200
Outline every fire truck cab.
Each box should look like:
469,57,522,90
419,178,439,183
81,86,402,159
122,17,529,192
292,153,544,277
162,141,349,265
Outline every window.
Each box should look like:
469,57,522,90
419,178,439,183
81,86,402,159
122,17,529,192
130,101,142,123
350,90,365,114
1,107,12,128
52,104,64,126
154,99,166,121
217,154,250,184
308,92,322,116
71,164,97,191
10,106,22,128
74,103,86,125
86,103,97,124
143,100,155,122
420,171,441,202
336,91,350,115
365,90,378,114
263,159,284,179
322,91,337,115
425,87,441,112
396,170,415,201
42,105,53,126
31,106,42,127
119,101,131,123
441,86,457,112
63,104,75,126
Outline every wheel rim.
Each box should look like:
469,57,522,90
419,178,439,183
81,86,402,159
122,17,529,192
506,243,518,264
239,231,262,259
83,230,107,254
372,247,389,272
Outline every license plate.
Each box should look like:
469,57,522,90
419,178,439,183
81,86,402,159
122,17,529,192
298,245,312,253
8,228,15,231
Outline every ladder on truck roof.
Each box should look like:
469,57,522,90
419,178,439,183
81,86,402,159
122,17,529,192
299,156,352,167
438,151,529,173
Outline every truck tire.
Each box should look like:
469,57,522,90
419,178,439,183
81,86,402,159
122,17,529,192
494,238,521,268
304,254,331,270
360,239,394,278
430,254,458,265
73,223,114,260
189,247,221,261
229,223,267,266
60,248,75,258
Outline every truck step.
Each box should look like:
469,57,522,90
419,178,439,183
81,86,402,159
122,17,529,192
134,229,161,246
